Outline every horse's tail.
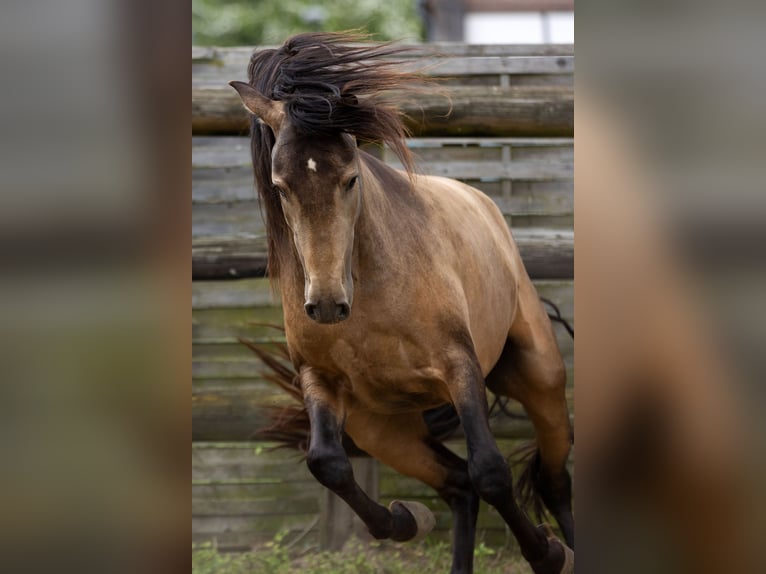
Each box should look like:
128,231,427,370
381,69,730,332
238,335,311,452
511,440,546,522
541,297,573,338
510,425,575,523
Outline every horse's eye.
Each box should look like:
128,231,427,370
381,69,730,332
344,176,359,192
273,184,288,200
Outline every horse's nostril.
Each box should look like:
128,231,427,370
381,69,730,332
304,302,318,320
336,302,350,321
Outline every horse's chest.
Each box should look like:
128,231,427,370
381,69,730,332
295,332,449,412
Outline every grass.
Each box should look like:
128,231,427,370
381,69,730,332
192,533,529,574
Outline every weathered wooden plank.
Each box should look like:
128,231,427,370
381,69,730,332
192,44,573,63
192,389,288,442
193,497,320,517
192,227,573,280
192,481,318,501
192,179,574,221
191,170,573,207
193,135,574,164
193,45,572,88
192,341,282,362
408,143,573,164
192,172,574,216
193,136,574,169
192,166,255,203
192,52,574,86
386,159,572,180
192,530,320,551
195,54,572,89
193,514,318,535
192,277,277,308
192,378,288,394
192,85,573,137
192,306,284,340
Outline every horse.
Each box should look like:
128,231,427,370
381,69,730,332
229,32,574,574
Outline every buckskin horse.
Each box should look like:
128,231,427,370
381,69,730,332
229,32,574,574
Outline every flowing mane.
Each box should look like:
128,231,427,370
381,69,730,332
246,32,425,279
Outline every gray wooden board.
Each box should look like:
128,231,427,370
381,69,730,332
192,43,573,89
192,173,573,217
193,136,573,167
191,200,573,237
192,44,573,62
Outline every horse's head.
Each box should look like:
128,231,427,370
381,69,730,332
231,81,360,324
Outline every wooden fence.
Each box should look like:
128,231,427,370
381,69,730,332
192,43,573,552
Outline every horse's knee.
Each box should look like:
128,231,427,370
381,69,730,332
306,447,353,492
469,450,514,506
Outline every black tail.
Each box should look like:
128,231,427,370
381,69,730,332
511,441,546,522
239,334,311,452
541,297,574,339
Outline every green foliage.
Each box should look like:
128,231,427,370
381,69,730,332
192,0,424,46
192,534,528,574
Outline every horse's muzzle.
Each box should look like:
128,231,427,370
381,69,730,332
304,299,350,324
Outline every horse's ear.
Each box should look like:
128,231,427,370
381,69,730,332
229,81,285,133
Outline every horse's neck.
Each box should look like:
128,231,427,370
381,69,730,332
353,153,419,275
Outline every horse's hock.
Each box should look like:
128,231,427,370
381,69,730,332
192,43,573,552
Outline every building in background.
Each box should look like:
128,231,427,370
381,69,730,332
421,0,574,43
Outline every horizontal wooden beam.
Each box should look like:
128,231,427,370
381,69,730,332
192,86,573,137
192,229,573,280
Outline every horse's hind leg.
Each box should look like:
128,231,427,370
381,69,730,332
345,410,479,574
301,367,433,543
486,288,574,547
445,351,572,574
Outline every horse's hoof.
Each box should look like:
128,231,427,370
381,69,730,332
528,536,574,574
558,541,574,574
388,500,435,542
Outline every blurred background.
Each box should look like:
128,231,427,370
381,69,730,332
192,0,574,45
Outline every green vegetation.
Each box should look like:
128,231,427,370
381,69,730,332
192,535,528,574
192,0,424,46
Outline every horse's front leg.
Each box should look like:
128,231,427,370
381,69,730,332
448,356,574,574
301,367,434,543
